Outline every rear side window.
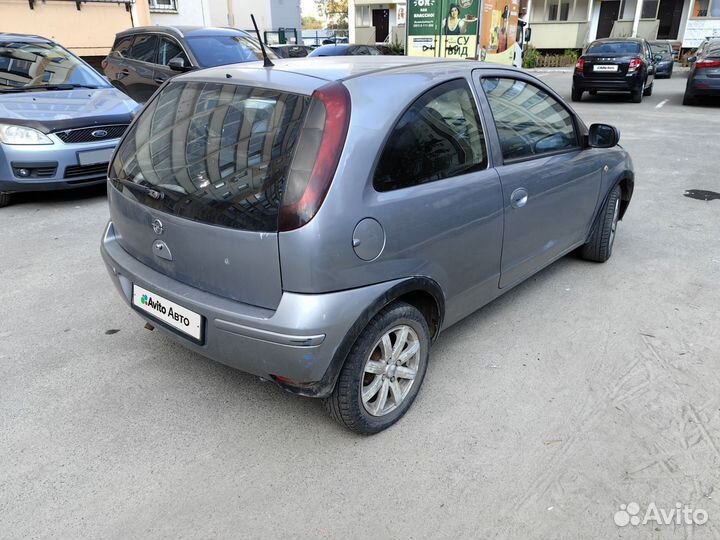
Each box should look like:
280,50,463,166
113,36,134,57
481,77,577,162
110,82,309,231
128,34,158,63
587,41,641,54
373,79,488,192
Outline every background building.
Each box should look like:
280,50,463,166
1,0,151,64
348,0,406,45
528,0,720,51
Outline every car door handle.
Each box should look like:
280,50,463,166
510,188,528,208
154,77,167,84
120,69,129,76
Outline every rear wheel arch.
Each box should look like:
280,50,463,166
315,277,445,397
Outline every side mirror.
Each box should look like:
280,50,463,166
688,55,697,63
524,27,532,43
168,57,190,72
654,54,663,62
588,123,620,148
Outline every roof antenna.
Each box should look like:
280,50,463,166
251,14,274,68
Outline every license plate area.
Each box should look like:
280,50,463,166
593,64,619,72
132,284,205,344
77,147,114,166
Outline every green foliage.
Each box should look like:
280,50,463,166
523,45,542,68
563,49,579,64
388,39,405,55
302,16,323,30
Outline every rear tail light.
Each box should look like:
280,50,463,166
696,59,720,69
575,58,585,73
101,57,108,70
279,82,351,232
628,58,642,72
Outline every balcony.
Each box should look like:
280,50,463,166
529,21,591,49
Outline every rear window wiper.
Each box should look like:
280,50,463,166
0,83,103,93
113,178,165,200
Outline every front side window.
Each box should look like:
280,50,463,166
374,79,488,192
128,34,158,63
480,77,578,162
185,35,277,68
158,37,189,66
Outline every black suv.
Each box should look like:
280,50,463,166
572,38,658,103
103,26,277,103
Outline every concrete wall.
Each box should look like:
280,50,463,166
529,21,590,48
219,0,301,31
1,0,151,56
149,0,211,26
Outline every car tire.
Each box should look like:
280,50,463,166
571,87,583,102
324,301,431,435
580,184,622,263
643,81,653,96
0,192,11,208
631,81,644,103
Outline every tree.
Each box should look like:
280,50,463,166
314,0,349,30
302,16,324,29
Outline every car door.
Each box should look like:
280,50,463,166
154,36,192,88
369,78,504,326
474,73,603,289
643,40,657,83
123,33,160,103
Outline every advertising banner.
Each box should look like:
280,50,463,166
407,0,521,64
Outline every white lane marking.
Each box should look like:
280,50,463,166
655,99,669,109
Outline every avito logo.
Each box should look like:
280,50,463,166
140,294,149,305
140,293,191,327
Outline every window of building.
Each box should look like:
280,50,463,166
692,0,720,16
356,5,372,26
619,0,637,20
641,0,659,18
373,79,488,192
149,0,178,11
480,77,578,162
547,0,570,21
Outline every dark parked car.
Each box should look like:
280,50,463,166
102,26,277,102
270,44,313,58
308,44,381,57
649,40,674,78
683,38,720,105
102,57,633,433
0,33,138,207
572,38,657,103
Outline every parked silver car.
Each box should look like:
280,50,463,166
101,57,634,434
0,33,139,207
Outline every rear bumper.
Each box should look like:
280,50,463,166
573,72,642,92
101,220,404,398
687,76,720,96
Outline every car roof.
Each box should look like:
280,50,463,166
189,56,519,84
116,26,251,39
591,37,645,43
0,33,53,44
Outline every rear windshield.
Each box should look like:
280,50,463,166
186,35,278,67
110,81,309,232
650,42,672,54
587,41,641,54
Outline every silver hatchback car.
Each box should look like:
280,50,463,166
102,57,634,434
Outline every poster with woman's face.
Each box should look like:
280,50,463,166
407,0,481,58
